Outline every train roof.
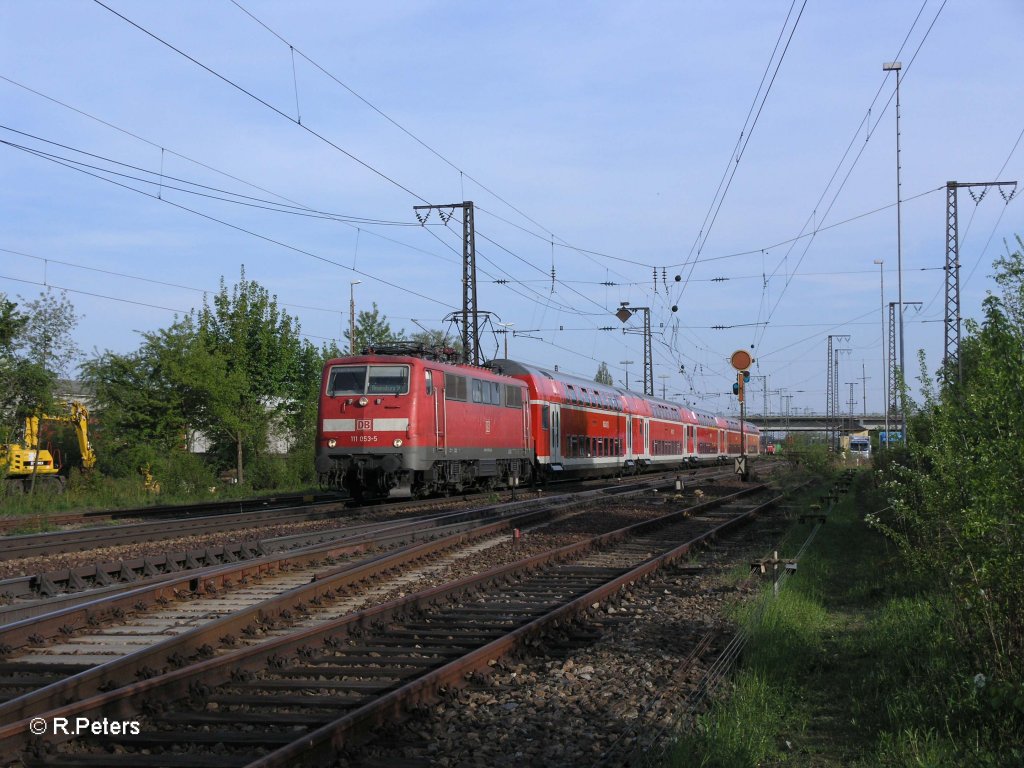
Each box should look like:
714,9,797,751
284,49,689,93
324,354,523,383
488,358,642,401
487,359,761,432
490,359,689,414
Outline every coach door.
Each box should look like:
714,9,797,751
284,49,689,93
549,404,562,465
625,415,633,457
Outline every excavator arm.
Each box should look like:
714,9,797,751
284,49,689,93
65,401,96,470
31,402,97,471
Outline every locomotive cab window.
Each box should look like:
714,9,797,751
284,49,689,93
327,366,367,396
367,365,409,394
327,364,410,396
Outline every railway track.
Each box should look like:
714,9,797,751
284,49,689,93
0,468,737,604
0,473,727,718
0,480,786,766
0,500,348,561
0,465,735,561
0,493,342,537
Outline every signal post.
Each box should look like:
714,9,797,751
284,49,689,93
730,349,753,481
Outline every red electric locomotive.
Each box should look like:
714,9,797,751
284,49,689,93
315,346,532,499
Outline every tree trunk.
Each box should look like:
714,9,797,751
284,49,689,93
236,432,244,485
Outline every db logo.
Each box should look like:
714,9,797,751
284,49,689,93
355,420,372,430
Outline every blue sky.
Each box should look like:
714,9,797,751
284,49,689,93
2,1,1022,418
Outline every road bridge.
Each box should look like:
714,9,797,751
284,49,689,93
749,413,890,433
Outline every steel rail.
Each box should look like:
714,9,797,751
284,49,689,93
0,492,342,536
0,500,348,561
0,483,777,762
0,468,732,602
0,474,684,712
0,496,579,724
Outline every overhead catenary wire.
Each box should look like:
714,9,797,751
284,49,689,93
0,72,946,347
226,0,632,283
7,3,1017,411
749,0,948,355
34,6,636,338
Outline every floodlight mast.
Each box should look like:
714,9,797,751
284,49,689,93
615,303,653,396
882,61,906,443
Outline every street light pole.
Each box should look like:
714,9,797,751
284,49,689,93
349,280,361,355
873,259,888,446
883,60,906,443
619,360,634,391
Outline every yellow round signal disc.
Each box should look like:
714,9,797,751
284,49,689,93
730,349,753,371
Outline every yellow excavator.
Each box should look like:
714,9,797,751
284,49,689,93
1,401,96,494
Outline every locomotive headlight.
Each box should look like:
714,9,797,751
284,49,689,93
327,438,337,448
358,397,369,407
393,438,403,447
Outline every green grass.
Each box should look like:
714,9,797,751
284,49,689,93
668,471,1022,767
1,469,317,518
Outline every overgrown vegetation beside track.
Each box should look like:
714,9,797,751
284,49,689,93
0,457,316,519
670,239,1024,767
671,474,1022,767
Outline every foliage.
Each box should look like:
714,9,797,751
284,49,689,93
81,321,196,473
1,291,80,444
783,433,835,477
674,475,1021,767
345,302,404,354
82,269,328,487
874,238,1024,721
409,328,463,360
17,290,82,378
594,361,613,385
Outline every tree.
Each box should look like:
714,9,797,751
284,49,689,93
187,268,316,484
0,291,79,442
80,320,197,470
82,270,332,490
345,302,403,354
18,290,82,378
409,328,463,360
595,362,613,385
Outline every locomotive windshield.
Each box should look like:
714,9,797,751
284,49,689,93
327,365,410,396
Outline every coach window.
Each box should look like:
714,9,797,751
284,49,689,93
542,405,550,430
